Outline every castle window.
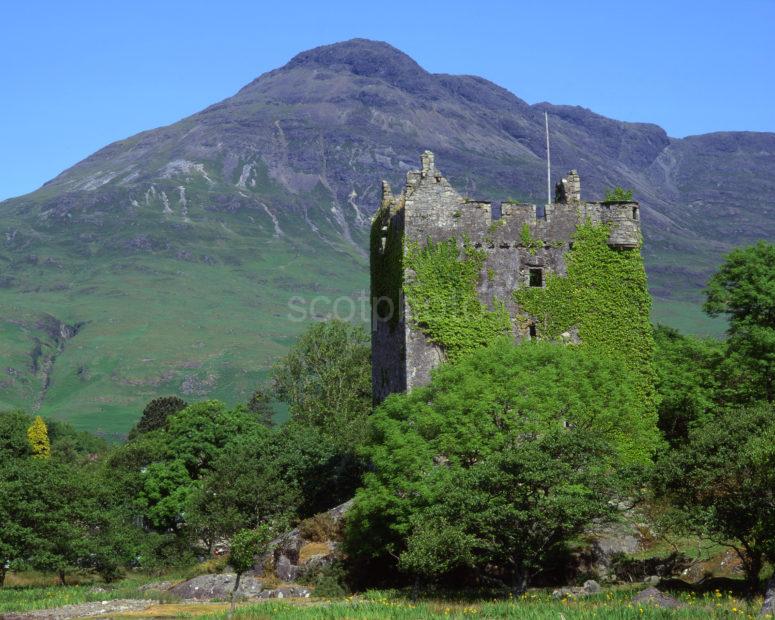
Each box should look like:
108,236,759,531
529,268,543,287
529,323,537,338
632,206,639,220
491,202,502,221
379,226,388,252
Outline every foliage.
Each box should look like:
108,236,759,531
704,241,775,403
272,320,372,449
129,396,188,439
247,388,274,427
0,410,33,460
165,400,256,478
0,458,136,585
269,421,365,518
230,525,272,575
399,520,477,583
370,204,404,327
44,419,106,462
653,403,775,585
514,222,657,422
519,224,543,256
26,416,50,459
652,325,723,445
298,512,339,543
229,525,272,612
403,239,511,361
185,427,298,547
347,340,658,587
309,561,351,598
603,187,634,202
1,410,104,463
136,460,194,531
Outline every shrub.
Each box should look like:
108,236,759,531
603,187,634,202
299,513,339,543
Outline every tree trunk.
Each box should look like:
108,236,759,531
743,550,763,588
58,570,66,586
511,566,528,596
0,567,6,587
411,575,420,603
228,572,242,618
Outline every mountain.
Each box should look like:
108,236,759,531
1,39,773,434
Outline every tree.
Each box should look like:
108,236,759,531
136,460,194,531
164,401,256,478
704,241,775,403
404,431,619,592
653,404,775,586
186,426,299,549
27,416,51,459
0,458,130,585
653,325,723,445
0,461,34,586
228,526,271,615
270,421,364,518
129,396,188,439
346,340,659,589
247,388,274,427
273,320,371,449
0,410,33,459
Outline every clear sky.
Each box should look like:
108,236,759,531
1,0,773,200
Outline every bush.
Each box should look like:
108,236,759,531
311,562,350,598
299,513,339,543
347,340,659,590
603,187,634,202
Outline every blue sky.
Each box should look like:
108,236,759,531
1,0,773,200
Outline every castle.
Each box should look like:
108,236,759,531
370,151,643,404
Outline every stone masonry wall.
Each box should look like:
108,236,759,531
371,151,641,403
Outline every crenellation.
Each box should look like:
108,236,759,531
371,151,643,403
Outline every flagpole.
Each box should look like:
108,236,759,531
545,111,551,206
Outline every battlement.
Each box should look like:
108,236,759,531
371,151,643,403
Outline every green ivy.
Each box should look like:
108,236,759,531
514,222,657,417
519,223,544,256
404,238,511,361
370,205,404,328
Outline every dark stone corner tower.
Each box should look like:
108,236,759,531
370,151,642,404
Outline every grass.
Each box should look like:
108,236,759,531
1,573,769,619
0,576,162,613
196,589,767,619
0,176,369,436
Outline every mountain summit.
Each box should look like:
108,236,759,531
1,39,772,431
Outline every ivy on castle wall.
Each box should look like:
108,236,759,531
404,238,511,361
514,223,657,418
370,205,404,328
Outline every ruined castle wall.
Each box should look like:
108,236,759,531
370,153,642,403
371,206,407,404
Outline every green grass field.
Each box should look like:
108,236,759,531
0,577,767,618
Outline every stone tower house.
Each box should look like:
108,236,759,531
370,151,642,404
